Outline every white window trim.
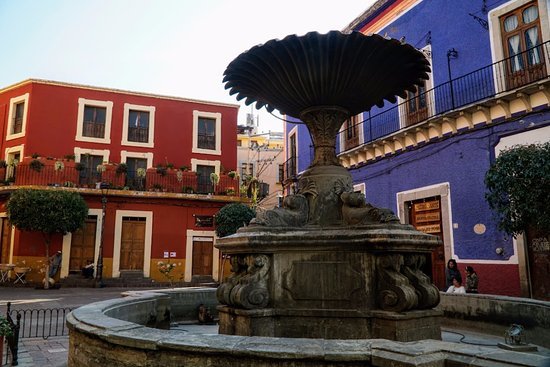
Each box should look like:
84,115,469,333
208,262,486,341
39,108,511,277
353,182,366,195
184,230,219,282
287,125,298,172
396,182,454,263
488,0,550,93
112,210,153,278
74,147,110,163
120,151,154,168
6,93,29,141
338,113,365,154
4,144,24,179
61,208,103,279
190,158,221,175
121,103,155,148
398,45,435,129
192,110,222,155
4,144,24,164
75,98,113,144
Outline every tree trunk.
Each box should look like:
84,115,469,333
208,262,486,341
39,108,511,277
43,234,51,290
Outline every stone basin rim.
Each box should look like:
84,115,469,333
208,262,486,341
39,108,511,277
66,288,549,366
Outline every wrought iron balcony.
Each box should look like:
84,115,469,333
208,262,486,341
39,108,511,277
337,40,550,152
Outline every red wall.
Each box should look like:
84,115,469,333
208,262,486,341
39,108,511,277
1,81,238,170
457,263,521,297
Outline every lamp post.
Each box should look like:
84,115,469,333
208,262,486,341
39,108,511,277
446,48,458,109
95,182,110,288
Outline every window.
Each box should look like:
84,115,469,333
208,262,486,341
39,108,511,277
192,111,221,155
83,106,106,138
195,215,214,227
396,45,434,129
13,102,24,134
499,1,546,89
198,117,216,150
122,104,155,147
277,164,284,183
405,80,428,127
240,162,254,179
343,114,361,150
128,110,150,143
287,131,297,179
4,146,23,180
79,154,103,186
76,98,113,143
125,157,148,190
196,164,216,194
191,158,220,194
6,93,29,140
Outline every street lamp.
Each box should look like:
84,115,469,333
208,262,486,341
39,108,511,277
95,182,110,288
446,48,459,109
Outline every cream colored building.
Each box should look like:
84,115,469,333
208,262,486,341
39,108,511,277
237,129,284,209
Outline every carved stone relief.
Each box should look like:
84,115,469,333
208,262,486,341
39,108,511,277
217,254,270,309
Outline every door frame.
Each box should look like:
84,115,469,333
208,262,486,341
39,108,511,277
396,182,454,262
184,229,219,282
61,208,102,278
112,210,153,278
0,213,15,265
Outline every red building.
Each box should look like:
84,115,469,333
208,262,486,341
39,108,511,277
0,79,241,284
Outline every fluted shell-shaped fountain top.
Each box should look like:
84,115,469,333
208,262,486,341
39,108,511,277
223,31,430,118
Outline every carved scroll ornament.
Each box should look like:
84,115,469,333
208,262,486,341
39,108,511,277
217,254,270,309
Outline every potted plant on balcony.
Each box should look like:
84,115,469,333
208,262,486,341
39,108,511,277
29,158,45,172
116,163,128,175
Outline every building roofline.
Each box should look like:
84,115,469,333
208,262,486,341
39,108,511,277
343,0,394,33
0,78,240,109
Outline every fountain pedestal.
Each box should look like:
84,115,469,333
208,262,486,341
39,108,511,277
216,225,442,341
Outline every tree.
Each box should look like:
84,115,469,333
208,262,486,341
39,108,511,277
7,189,89,288
215,203,255,237
485,142,550,237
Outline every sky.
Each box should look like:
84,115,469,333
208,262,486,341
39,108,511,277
0,0,374,133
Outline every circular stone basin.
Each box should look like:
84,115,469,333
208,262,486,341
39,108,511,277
66,287,548,367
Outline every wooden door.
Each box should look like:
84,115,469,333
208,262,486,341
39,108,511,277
69,217,97,272
192,240,213,276
0,218,12,264
120,218,146,271
525,227,549,301
408,196,446,290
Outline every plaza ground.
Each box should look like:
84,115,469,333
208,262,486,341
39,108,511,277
1,287,549,366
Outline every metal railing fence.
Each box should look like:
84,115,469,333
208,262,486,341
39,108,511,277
337,40,550,151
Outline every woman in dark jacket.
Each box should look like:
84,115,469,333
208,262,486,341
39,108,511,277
445,259,462,290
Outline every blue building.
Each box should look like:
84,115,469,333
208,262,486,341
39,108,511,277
283,0,550,298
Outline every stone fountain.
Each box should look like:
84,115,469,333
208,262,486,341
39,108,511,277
216,31,442,341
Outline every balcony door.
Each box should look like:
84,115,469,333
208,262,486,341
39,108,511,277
500,2,546,89
405,81,428,127
79,154,103,186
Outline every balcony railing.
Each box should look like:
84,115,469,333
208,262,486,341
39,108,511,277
127,127,149,143
82,121,105,138
5,162,242,197
338,40,550,152
282,156,297,184
197,133,216,150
